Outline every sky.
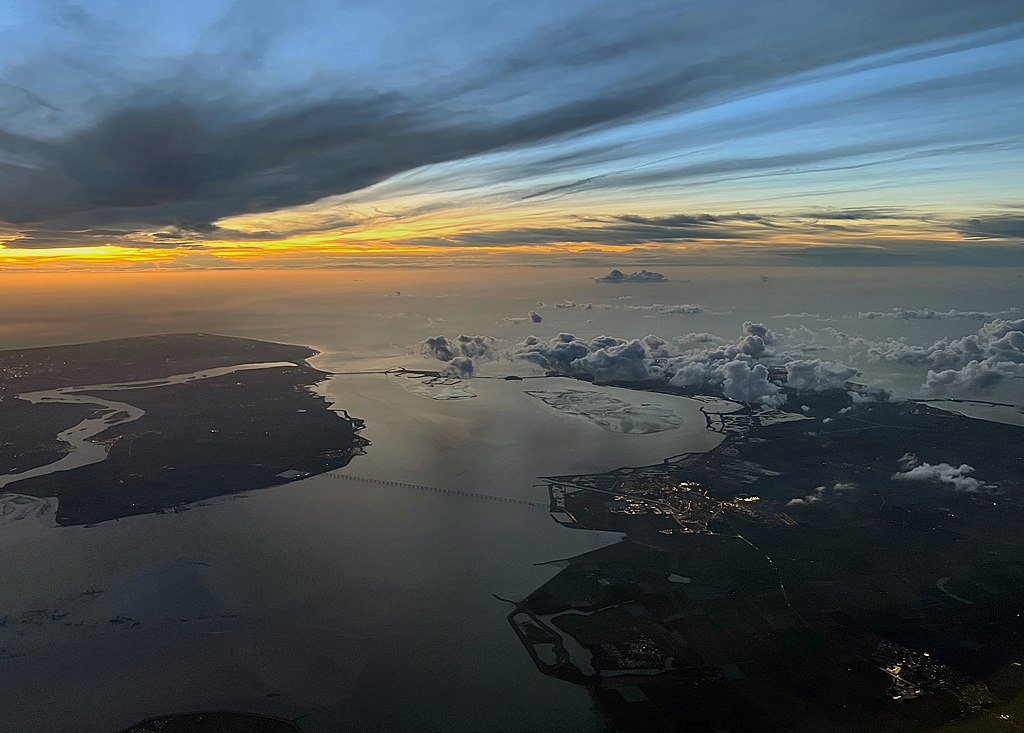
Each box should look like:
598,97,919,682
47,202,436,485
0,0,1022,269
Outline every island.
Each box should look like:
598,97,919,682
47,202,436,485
0,333,368,526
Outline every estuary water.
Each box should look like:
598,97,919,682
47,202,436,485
0,354,724,732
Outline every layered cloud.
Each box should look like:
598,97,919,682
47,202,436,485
953,214,1024,240
1,0,1022,265
550,301,706,315
859,308,1013,321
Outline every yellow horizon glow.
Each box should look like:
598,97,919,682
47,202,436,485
0,200,980,271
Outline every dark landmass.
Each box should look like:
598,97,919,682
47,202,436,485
513,388,1024,732
120,711,302,732
0,333,313,393
0,334,368,526
0,398,97,479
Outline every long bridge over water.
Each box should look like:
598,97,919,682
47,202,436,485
322,471,550,510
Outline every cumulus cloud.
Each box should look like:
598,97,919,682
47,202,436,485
661,322,790,404
419,334,496,369
418,316,895,405
514,333,599,372
421,335,458,362
924,359,1017,394
869,317,1024,395
892,454,984,492
514,321,800,404
721,360,783,405
787,481,856,506
594,269,666,283
784,359,858,391
569,338,657,383
743,321,776,345
870,317,1024,369
442,356,476,378
848,388,886,403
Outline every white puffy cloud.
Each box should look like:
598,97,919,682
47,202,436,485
661,322,786,402
876,318,1024,370
787,481,857,506
848,389,882,403
676,332,720,346
667,358,723,390
869,317,1024,395
924,359,1016,394
497,321,860,404
891,454,984,492
743,321,776,345
721,360,783,405
514,333,603,371
982,317,1024,340
639,334,672,358
784,359,858,391
787,488,825,506
570,339,657,383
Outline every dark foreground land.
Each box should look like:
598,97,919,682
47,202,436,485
513,388,1024,732
0,333,367,525
121,711,302,733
